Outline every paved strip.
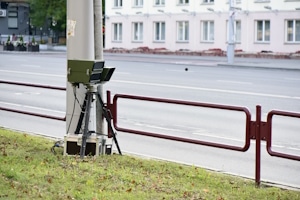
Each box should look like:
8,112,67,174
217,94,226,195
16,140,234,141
113,80,300,100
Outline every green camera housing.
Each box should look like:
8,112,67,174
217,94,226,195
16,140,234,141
67,60,115,85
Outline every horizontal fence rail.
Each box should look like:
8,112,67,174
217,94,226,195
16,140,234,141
0,80,66,121
267,110,300,161
0,80,66,91
1,83,299,187
109,91,252,152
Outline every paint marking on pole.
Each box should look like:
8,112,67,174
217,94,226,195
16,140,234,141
67,19,77,38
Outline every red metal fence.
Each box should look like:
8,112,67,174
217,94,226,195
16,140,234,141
108,92,252,152
0,80,299,186
106,90,300,186
0,80,66,121
266,110,300,161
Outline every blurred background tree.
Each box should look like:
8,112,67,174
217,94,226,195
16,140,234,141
28,0,66,43
28,0,105,44
29,0,66,33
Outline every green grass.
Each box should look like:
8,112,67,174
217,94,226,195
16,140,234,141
0,127,299,200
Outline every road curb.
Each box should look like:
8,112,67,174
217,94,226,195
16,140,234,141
217,63,300,71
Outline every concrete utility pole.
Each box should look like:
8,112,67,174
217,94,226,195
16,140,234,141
227,0,235,64
94,0,104,136
94,0,103,61
65,0,106,156
66,0,94,134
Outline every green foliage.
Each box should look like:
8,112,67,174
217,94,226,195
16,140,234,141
19,35,23,42
30,36,38,45
28,0,106,33
0,127,299,200
6,35,11,45
29,0,66,32
15,35,26,47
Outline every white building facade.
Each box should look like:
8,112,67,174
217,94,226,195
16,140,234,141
105,0,300,53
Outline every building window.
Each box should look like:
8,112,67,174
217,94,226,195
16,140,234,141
154,0,165,6
154,22,165,41
203,0,214,3
286,19,300,43
113,23,122,41
201,21,214,42
177,21,189,42
178,0,189,4
227,20,241,43
133,22,143,41
8,7,18,29
134,0,143,7
114,0,123,7
255,20,270,42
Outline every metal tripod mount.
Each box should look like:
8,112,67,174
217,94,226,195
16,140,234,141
67,60,118,157
75,84,122,158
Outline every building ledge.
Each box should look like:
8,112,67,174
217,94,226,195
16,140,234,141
104,47,300,59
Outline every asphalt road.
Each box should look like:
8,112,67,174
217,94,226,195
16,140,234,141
0,52,299,188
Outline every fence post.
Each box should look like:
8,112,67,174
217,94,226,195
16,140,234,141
255,105,262,186
106,90,112,138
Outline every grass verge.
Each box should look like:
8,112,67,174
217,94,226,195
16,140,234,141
0,127,299,200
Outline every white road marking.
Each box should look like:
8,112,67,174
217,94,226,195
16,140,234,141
24,92,40,95
21,64,40,68
192,132,244,143
134,123,181,132
123,120,300,153
171,62,217,66
166,69,195,72
192,132,300,151
0,102,20,107
112,80,300,100
172,62,191,65
115,72,131,75
0,101,64,114
217,80,252,85
288,147,300,151
23,105,65,114
14,92,41,95
0,70,64,78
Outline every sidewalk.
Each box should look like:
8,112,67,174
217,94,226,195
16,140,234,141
105,52,300,71
218,57,300,70
1,45,299,70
